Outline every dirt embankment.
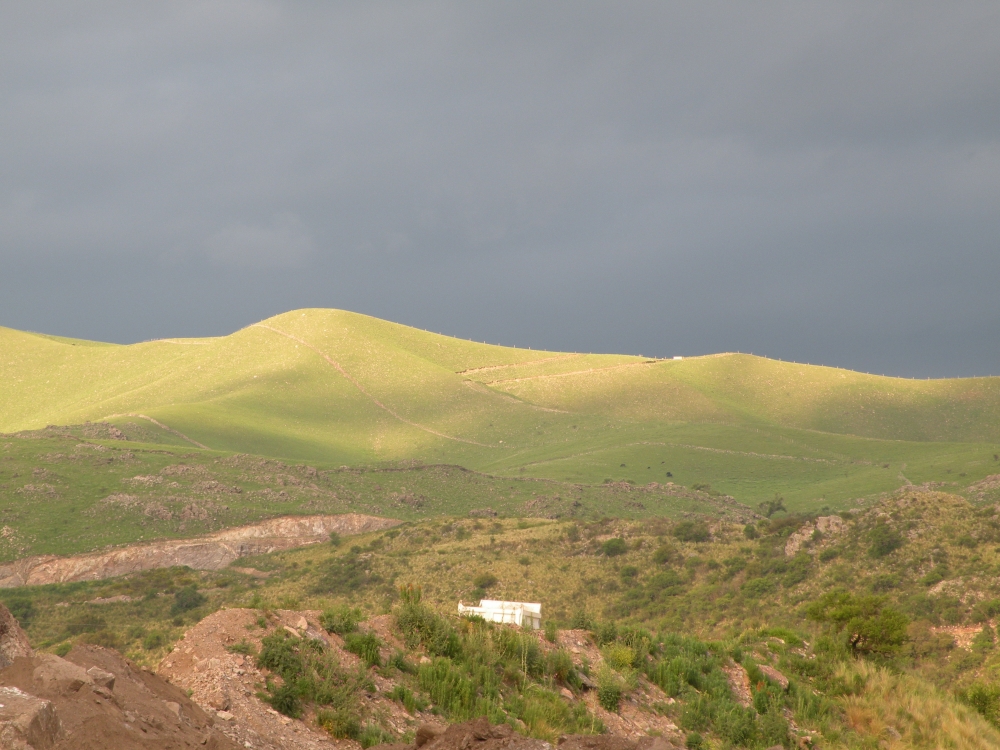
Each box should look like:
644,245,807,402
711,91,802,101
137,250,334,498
0,514,400,588
0,645,240,749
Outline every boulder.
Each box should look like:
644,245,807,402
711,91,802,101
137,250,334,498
0,604,33,669
0,685,61,749
32,654,92,694
85,666,115,691
415,723,444,748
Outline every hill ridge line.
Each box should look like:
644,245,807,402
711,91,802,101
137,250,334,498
251,323,489,447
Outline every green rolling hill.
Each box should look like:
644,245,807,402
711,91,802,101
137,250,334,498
3,308,1000,512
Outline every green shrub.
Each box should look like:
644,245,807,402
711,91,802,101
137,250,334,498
268,681,302,718
672,521,710,543
570,610,592,630
758,496,787,518
389,684,426,714
972,599,1000,624
321,605,361,635
603,643,636,671
597,668,623,712
344,631,383,667
741,577,776,598
257,630,368,722
171,585,207,615
546,649,575,683
53,642,72,657
652,543,680,565
544,620,558,643
601,538,628,557
472,573,498,589
684,732,703,749
868,523,903,558
869,573,900,592
805,590,909,656
956,534,978,548
395,599,460,658
973,623,996,654
358,725,393,749
920,565,948,586
143,631,166,650
226,639,255,656
959,682,1000,728
329,532,342,547
593,621,617,645
389,650,418,674
317,708,360,738
257,632,306,680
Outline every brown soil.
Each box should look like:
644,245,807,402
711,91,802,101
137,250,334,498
0,644,240,749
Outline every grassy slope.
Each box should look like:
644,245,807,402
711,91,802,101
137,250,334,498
0,424,748,561
3,308,1000,512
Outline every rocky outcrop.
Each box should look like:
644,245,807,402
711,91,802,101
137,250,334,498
0,514,400,588
784,515,845,556
0,603,33,668
0,686,61,750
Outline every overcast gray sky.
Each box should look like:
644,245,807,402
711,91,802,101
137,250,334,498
2,2,999,377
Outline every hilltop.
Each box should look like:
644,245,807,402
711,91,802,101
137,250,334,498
3,309,1000,513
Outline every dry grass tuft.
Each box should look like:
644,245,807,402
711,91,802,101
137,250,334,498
837,661,1000,749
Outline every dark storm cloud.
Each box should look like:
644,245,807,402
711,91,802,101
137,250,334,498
2,2,999,376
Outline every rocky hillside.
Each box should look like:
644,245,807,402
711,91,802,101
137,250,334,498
0,602,237,749
4,488,1000,748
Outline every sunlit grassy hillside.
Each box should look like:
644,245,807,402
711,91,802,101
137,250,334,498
4,308,1000,511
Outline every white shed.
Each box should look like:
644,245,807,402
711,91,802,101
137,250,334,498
458,599,542,630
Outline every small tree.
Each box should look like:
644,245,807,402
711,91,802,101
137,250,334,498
757,495,786,518
868,523,904,558
805,589,908,657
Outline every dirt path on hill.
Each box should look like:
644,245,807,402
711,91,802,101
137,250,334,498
101,413,211,450
0,513,399,588
252,324,489,448
460,380,569,413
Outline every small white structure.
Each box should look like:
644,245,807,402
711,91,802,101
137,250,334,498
458,599,542,630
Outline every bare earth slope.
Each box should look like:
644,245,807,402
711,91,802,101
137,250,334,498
0,514,398,588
